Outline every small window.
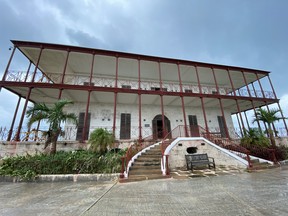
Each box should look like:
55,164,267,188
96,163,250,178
185,89,193,93
151,87,167,91
122,85,131,89
83,82,94,86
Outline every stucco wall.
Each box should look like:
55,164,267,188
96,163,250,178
0,141,87,158
276,137,288,147
168,139,247,170
65,102,235,140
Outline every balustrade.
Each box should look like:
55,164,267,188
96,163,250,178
4,70,276,99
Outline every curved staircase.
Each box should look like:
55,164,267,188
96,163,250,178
120,144,170,183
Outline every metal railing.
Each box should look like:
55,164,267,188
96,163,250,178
3,70,276,99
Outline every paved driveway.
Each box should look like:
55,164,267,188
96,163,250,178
1,167,288,216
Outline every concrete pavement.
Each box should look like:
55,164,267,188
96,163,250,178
0,167,288,216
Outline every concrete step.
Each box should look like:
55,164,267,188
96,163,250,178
249,163,279,171
136,157,161,162
141,151,162,156
129,168,162,175
119,174,170,183
131,165,161,170
133,161,161,166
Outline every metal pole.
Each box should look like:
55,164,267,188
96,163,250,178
31,47,44,83
138,59,142,141
158,61,166,138
2,46,16,81
112,56,119,137
58,50,70,99
7,96,21,141
177,63,188,136
219,98,230,139
15,87,32,141
267,75,288,134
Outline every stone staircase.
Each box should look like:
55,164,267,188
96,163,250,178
249,159,279,171
120,144,170,183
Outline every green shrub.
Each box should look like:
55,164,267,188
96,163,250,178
240,128,270,148
0,149,126,180
88,128,115,154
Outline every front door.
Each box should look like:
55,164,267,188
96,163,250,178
188,115,200,137
152,115,171,139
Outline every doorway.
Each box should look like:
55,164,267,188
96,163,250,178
188,115,200,137
152,115,171,139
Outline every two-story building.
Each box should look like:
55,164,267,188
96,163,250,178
0,40,287,144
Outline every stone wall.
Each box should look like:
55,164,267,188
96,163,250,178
168,139,247,170
0,141,88,158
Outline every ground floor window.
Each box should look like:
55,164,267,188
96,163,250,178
76,112,91,140
120,113,131,139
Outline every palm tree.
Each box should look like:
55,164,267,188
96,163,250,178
88,128,115,155
252,108,284,148
26,99,78,154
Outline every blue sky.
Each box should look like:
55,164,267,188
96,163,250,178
1,0,288,129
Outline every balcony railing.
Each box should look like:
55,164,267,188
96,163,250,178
3,70,276,99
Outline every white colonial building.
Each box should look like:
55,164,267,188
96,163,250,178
0,40,287,144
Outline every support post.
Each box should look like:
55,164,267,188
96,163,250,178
255,73,265,98
235,99,246,134
2,46,16,81
31,47,43,83
58,50,70,99
82,91,91,142
195,65,202,94
219,98,230,139
251,100,261,132
15,87,32,141
268,75,288,134
244,111,250,130
82,53,95,142
235,113,243,137
138,59,142,141
112,56,119,137
24,61,32,82
7,96,21,141
158,61,166,138
200,97,209,137
177,63,188,136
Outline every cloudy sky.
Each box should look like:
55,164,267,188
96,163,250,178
1,0,288,129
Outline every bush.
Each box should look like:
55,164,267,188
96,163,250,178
240,128,270,148
0,149,126,180
88,128,115,154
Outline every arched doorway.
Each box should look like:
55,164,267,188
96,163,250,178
152,115,171,139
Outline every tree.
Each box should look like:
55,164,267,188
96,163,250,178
253,108,284,148
26,99,78,154
88,128,115,154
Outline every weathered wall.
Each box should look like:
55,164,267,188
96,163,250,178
168,139,247,170
0,140,136,158
275,137,288,147
65,102,235,140
0,141,87,158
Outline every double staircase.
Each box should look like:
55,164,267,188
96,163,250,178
120,144,170,183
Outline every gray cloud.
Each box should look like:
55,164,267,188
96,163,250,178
1,0,288,128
